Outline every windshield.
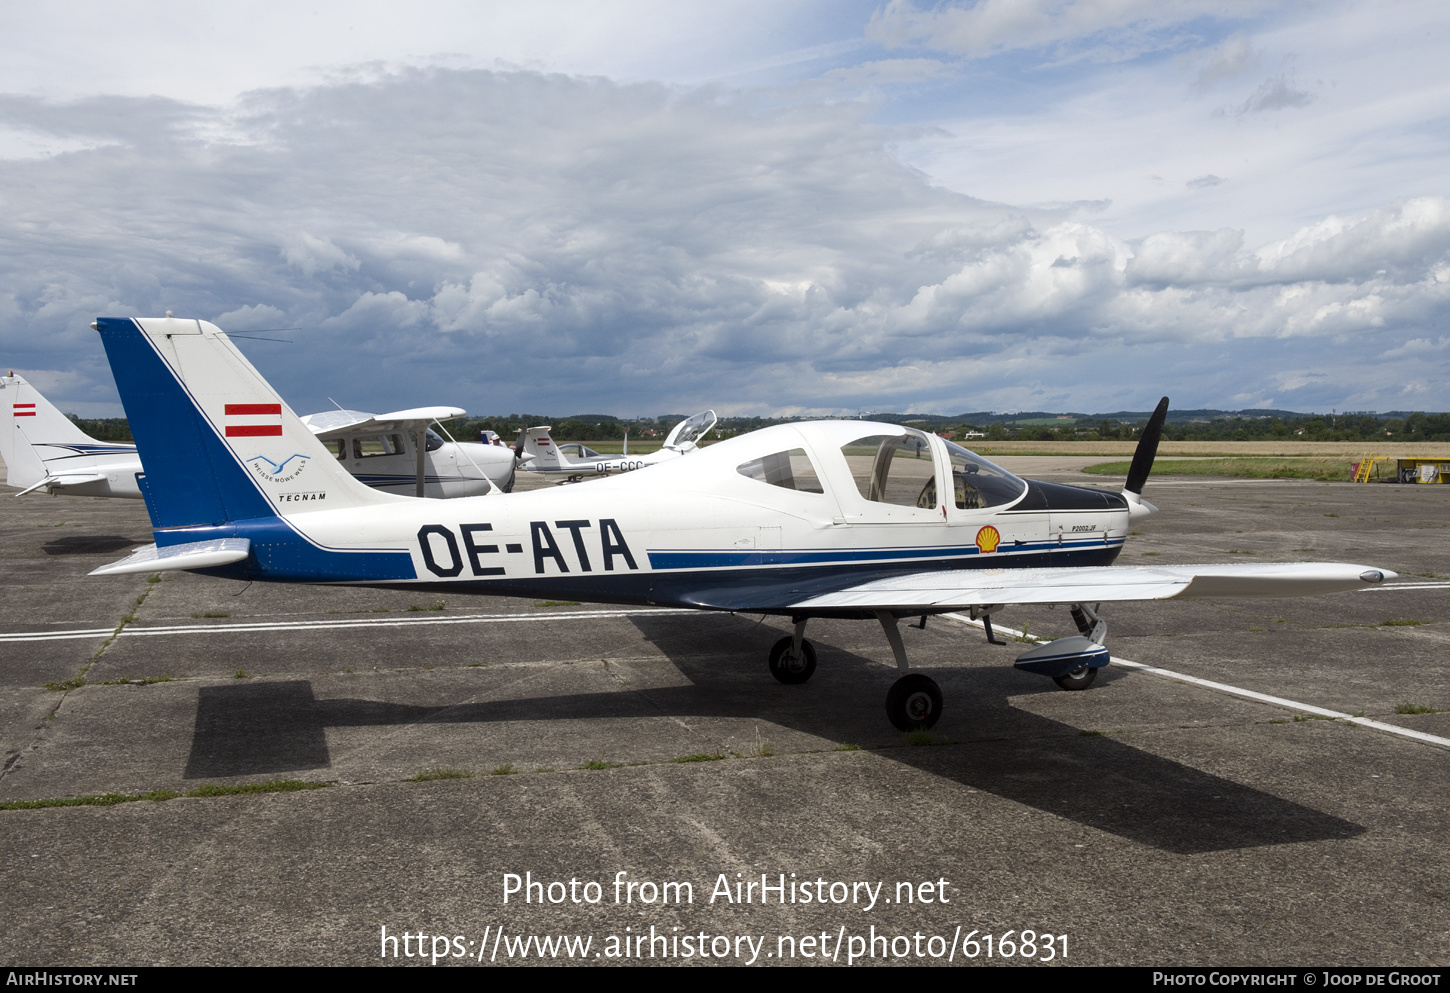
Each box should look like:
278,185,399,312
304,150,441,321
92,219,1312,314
942,440,1026,509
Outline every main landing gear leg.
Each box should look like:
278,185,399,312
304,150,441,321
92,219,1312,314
1055,602,1108,691
874,611,943,731
768,617,816,684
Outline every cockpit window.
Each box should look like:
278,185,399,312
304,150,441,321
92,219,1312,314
841,434,938,508
424,428,445,452
943,441,1026,509
352,434,407,459
736,449,824,493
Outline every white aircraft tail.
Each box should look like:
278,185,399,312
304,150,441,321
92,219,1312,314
1,372,99,443
91,317,405,530
2,373,97,489
1,388,46,492
522,425,566,469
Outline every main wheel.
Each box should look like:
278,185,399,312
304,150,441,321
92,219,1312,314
1053,665,1098,691
768,636,817,684
886,673,942,731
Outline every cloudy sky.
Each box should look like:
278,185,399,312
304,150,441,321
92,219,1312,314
2,1,1447,418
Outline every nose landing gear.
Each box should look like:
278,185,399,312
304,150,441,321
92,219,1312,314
768,635,817,684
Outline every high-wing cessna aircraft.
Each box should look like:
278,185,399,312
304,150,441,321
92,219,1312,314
1,372,512,499
300,408,515,496
88,317,1396,730
517,410,717,480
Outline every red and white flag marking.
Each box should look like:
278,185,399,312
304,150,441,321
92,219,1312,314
224,403,282,437
12,403,35,417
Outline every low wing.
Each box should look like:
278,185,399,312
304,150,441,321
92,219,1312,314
785,562,1395,612
302,406,465,441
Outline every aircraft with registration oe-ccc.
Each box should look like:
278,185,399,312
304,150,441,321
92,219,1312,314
87,317,1396,732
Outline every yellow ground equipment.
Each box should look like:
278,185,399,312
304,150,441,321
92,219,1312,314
1352,456,1450,483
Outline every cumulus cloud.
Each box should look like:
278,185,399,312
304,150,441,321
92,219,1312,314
0,68,1446,416
282,234,361,277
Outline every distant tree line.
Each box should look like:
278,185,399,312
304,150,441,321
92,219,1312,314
67,415,132,442
958,412,1450,443
65,410,1450,446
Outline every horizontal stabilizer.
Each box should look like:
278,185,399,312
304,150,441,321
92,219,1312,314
14,472,112,496
89,538,251,576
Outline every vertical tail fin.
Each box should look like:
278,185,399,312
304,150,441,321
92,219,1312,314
1,372,101,445
0,375,50,490
522,425,565,469
92,317,404,530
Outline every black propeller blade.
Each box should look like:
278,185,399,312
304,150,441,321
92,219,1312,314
1124,396,1169,495
513,427,527,461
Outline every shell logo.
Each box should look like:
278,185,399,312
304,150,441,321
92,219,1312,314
975,525,1001,554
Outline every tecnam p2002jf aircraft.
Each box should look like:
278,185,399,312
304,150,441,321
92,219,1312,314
88,317,1395,730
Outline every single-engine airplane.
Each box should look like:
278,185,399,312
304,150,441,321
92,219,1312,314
517,410,717,481
300,407,516,496
88,317,1396,730
1,372,512,499
1,371,145,498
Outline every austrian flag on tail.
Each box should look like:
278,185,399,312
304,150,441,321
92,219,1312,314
224,403,283,437
13,403,35,417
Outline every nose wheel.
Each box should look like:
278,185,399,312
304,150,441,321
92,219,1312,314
1053,665,1097,691
768,636,817,684
886,673,942,731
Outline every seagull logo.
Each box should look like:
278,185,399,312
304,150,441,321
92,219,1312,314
246,453,311,483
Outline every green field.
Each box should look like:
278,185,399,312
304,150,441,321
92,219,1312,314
1084,458,1357,481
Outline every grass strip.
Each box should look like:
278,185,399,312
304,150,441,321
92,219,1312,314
1083,458,1355,481
0,779,331,811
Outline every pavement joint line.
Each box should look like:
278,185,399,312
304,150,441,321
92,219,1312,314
4,741,1010,810
4,576,162,784
1360,582,1450,592
0,607,703,643
940,612,1450,752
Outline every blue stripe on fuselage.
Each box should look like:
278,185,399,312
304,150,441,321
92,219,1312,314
646,536,1122,570
362,542,1124,613
157,517,417,582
